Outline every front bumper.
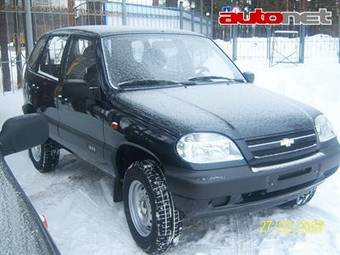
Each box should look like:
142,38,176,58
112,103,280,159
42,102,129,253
165,140,340,218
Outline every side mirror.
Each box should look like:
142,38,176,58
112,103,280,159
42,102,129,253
243,72,255,83
63,79,89,100
0,114,48,156
63,79,99,100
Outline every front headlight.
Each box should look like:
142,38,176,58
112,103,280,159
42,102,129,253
315,115,336,142
176,133,243,164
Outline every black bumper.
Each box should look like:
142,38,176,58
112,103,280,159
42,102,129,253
165,140,340,218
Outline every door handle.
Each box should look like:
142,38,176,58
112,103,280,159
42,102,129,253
57,94,68,104
31,83,40,93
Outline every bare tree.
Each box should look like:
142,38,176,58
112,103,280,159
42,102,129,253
67,0,75,26
0,0,11,92
13,0,22,88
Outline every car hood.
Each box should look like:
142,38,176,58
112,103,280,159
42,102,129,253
115,84,320,139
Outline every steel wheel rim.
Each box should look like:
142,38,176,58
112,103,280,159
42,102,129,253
31,145,42,162
128,180,152,237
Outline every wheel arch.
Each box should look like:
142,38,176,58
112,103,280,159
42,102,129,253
113,142,162,202
115,142,161,178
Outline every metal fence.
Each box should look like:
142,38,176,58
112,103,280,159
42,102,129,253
213,22,340,65
1,0,339,94
0,0,212,94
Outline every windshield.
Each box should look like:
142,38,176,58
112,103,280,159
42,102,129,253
102,34,244,88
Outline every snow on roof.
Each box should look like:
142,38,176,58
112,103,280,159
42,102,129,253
52,25,202,37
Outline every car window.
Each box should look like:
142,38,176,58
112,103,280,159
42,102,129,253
28,36,47,71
64,37,97,85
102,34,244,86
39,35,68,79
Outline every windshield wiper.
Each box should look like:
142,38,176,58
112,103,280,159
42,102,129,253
118,79,182,88
188,76,244,83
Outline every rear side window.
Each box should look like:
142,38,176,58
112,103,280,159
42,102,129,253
28,36,47,71
39,35,68,79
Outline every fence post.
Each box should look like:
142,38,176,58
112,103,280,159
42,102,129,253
179,2,183,30
210,0,214,39
338,15,340,64
266,26,271,60
24,0,34,55
208,20,210,37
210,20,214,39
232,25,238,61
191,9,195,31
299,25,305,63
122,0,127,25
200,0,203,34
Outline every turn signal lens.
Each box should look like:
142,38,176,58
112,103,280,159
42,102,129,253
111,122,119,129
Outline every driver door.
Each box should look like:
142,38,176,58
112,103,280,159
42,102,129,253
57,36,106,169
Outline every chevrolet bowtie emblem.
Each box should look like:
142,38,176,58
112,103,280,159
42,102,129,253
280,138,295,147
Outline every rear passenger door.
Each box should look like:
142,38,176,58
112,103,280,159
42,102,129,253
57,36,106,169
31,35,69,141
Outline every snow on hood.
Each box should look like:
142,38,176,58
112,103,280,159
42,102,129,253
115,84,319,139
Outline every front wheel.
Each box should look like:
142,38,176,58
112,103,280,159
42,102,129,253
123,160,182,254
29,140,60,173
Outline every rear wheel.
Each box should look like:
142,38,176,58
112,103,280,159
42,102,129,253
279,188,316,209
29,140,60,173
123,160,182,254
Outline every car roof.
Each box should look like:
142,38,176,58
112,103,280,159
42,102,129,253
50,25,204,38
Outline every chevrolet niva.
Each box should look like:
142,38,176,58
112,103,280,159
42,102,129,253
23,26,340,254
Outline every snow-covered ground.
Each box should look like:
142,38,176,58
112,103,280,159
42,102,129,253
0,53,340,255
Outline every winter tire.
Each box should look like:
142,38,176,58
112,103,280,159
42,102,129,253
29,140,60,173
279,188,316,209
123,160,182,254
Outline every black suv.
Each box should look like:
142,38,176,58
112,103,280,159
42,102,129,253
23,26,340,253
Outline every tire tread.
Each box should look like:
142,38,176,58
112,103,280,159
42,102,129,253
126,160,183,254
29,140,60,173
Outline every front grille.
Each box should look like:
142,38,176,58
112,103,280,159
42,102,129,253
246,130,318,167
